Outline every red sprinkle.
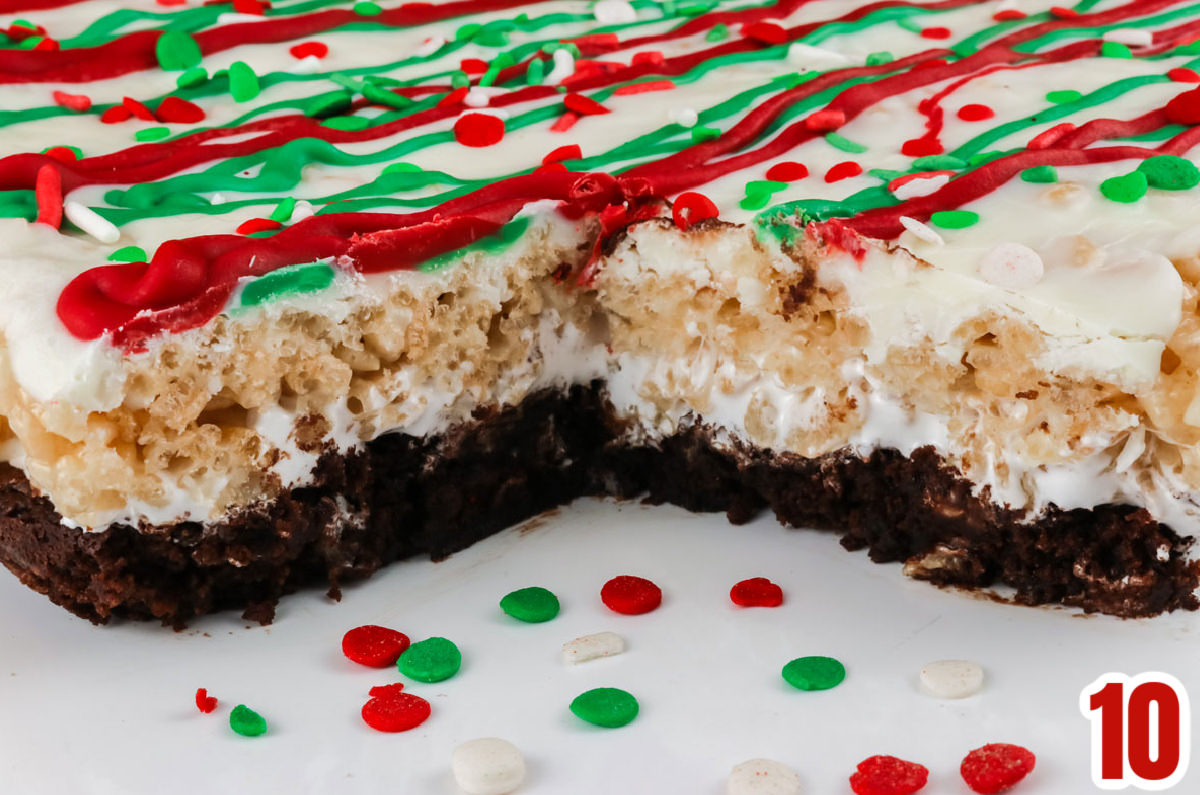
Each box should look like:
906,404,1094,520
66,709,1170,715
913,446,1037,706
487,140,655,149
1027,122,1076,149
437,86,469,107
564,93,610,116
613,80,676,96
122,96,157,121
361,684,432,733
460,58,489,75
601,575,663,615
156,96,206,124
342,625,411,668
1169,67,1200,83
671,191,718,230
901,137,943,157
743,21,788,46
1165,87,1200,125
992,9,1025,21
1050,5,1078,17
730,577,783,607
52,90,91,112
960,744,1036,794
914,57,949,70
236,218,282,235
765,161,808,182
33,37,59,51
550,111,579,133
232,0,266,14
566,32,620,50
631,50,665,66
35,164,62,229
534,162,568,173
804,109,845,131
289,41,328,59
195,688,218,714
156,0,188,6
850,756,930,795
543,144,582,164
920,27,951,40
100,105,133,124
454,113,505,147
825,161,863,182
957,103,995,122
43,146,79,163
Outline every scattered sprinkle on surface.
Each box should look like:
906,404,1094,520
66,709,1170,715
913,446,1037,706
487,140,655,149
919,659,984,699
849,755,929,795
398,636,462,683
342,624,411,668
451,737,527,795
499,586,561,623
730,577,784,607
561,631,626,664
781,655,845,691
361,683,432,733
229,705,267,737
569,687,639,728
600,575,662,615
960,744,1036,794
727,758,802,795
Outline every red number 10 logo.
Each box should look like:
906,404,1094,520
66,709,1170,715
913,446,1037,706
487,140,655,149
1081,673,1191,790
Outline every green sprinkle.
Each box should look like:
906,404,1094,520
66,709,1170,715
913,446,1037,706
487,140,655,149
739,192,773,211
706,23,730,42
354,0,381,13
967,150,1006,167
526,58,546,85
1020,165,1058,183
134,127,171,143
306,90,354,118
269,197,296,222
569,688,639,728
1101,41,1133,59
329,72,362,92
107,245,147,262
398,637,462,683
1137,155,1200,190
240,263,334,306
499,586,561,623
382,162,421,174
912,155,966,171
322,116,369,131
781,655,845,691
176,67,208,89
865,51,893,66
456,22,483,41
155,30,202,71
691,126,721,143
1100,171,1148,203
929,210,980,229
825,132,868,154
362,83,413,109
745,179,788,195
1045,89,1082,104
451,72,471,89
11,19,36,30
17,36,43,50
229,705,267,737
228,61,260,102
474,27,510,47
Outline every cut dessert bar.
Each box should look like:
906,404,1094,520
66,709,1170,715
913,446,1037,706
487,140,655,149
1,0,1200,624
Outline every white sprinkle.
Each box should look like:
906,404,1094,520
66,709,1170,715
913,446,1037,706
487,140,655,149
216,11,268,24
546,48,575,84
415,35,446,58
210,193,226,205
289,200,315,223
920,659,985,699
290,55,323,75
452,738,526,795
561,631,625,664
464,86,507,108
892,173,950,201
727,758,802,795
668,107,699,128
64,201,120,244
899,216,944,246
593,0,636,24
978,242,1044,289
786,42,849,68
1103,28,1153,48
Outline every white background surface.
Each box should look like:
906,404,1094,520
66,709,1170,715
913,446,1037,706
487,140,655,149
1,499,1195,794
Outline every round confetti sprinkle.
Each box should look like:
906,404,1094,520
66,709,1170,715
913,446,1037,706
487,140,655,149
673,192,719,230
569,687,639,728
499,586,560,623
956,103,994,121
1137,155,1200,191
194,688,218,714
929,210,979,229
960,744,1036,794
977,242,1043,289
919,659,984,699
765,161,808,182
342,624,411,668
824,161,863,183
454,113,505,147
1165,87,1200,125
155,30,202,71
601,575,662,615
361,683,432,733
228,61,261,102
849,755,929,795
398,636,462,683
781,655,845,691
229,704,267,737
730,577,783,607
452,737,526,795
1100,170,1148,203
1019,165,1057,184
727,758,802,795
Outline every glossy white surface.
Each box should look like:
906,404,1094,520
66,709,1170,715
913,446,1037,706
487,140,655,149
0,499,1196,794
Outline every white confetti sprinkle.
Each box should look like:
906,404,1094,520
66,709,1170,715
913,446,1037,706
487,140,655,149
978,242,1044,289
899,216,944,246
668,107,699,127
452,738,526,795
920,659,985,699
64,201,120,244
415,35,446,58
561,631,625,664
786,42,848,68
289,200,315,223
1103,28,1153,48
290,55,323,74
546,48,575,84
464,86,508,108
727,758,802,795
892,173,950,201
210,193,226,205
593,0,636,24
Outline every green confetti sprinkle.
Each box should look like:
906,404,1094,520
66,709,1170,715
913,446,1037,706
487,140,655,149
398,637,462,683
1137,155,1200,190
526,58,546,85
176,67,208,89
456,22,482,41
107,245,147,262
134,127,171,143
269,197,296,222
451,72,471,89
1020,165,1058,183
17,36,43,50
382,161,421,174
569,688,639,728
825,132,868,153
1045,89,1082,104
739,192,772,211
323,116,369,131
240,262,334,306
1101,41,1133,59
929,210,980,229
228,61,260,102
912,155,966,170
229,705,268,737
706,23,730,42
499,586,561,623
11,19,36,30
781,655,845,691
691,126,721,143
865,51,893,66
362,82,413,109
354,0,381,14
1100,170,1148,203
155,30,202,71
306,90,354,118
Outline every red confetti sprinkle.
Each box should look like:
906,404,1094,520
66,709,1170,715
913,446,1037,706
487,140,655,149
850,756,929,795
195,688,218,714
100,105,133,124
33,37,59,51
289,41,328,59
1027,122,1076,149
804,109,845,131
765,161,808,182
156,0,188,6
957,103,995,122
992,9,1025,21
122,96,157,121
730,577,783,607
543,144,582,164
534,162,568,173
601,575,663,615
156,96,206,124
454,113,505,147
1165,87,1200,125
232,0,266,14
914,57,949,70
550,111,579,133
43,146,79,163
236,218,282,235
460,58,489,74
52,90,91,112
566,32,619,50
961,744,1036,794
564,93,610,116
920,27,951,40
743,21,788,46
1169,67,1200,83
901,137,943,157
672,191,718,230
632,50,665,66
361,684,432,733
1050,6,1078,17
613,80,676,96
437,87,469,108
35,164,62,229
825,161,863,182
341,625,411,668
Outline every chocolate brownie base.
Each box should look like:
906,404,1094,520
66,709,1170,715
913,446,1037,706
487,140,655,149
0,384,1195,626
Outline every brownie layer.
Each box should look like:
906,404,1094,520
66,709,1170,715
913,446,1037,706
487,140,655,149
0,384,1195,626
